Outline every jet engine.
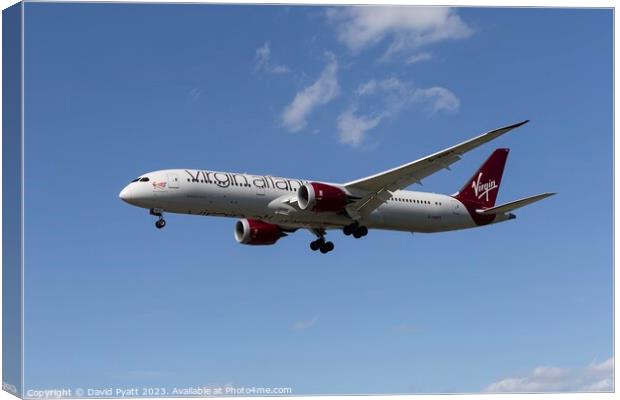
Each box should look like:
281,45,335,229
298,182,348,212
234,218,286,245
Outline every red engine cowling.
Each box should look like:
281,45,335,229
234,218,285,245
298,182,348,212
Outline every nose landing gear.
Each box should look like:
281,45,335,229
150,208,166,229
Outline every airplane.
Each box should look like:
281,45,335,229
119,120,555,253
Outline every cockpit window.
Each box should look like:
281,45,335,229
130,177,151,183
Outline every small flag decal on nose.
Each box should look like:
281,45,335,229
152,181,167,189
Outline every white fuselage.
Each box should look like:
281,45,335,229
119,169,512,233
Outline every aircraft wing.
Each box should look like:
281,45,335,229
344,120,530,219
476,192,556,215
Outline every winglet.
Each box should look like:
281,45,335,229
513,119,530,128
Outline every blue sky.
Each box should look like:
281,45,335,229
22,4,612,394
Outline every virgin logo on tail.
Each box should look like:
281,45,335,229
472,172,497,202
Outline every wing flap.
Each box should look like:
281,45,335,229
346,188,393,219
476,192,556,215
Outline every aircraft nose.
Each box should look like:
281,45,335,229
119,186,132,203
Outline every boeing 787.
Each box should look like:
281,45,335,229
119,120,554,253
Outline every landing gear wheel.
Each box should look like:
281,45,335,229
319,241,334,254
319,241,334,253
343,222,359,236
345,222,368,238
150,208,166,229
310,228,334,253
310,239,323,251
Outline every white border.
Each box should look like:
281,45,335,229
0,2,615,400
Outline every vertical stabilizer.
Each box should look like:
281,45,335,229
454,148,509,209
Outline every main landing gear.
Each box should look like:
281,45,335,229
150,208,166,229
343,222,368,239
308,223,369,254
310,238,335,254
309,229,335,254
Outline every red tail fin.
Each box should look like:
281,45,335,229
454,148,509,209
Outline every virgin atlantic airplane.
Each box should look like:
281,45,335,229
119,120,554,253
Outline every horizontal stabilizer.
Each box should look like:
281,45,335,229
476,192,556,215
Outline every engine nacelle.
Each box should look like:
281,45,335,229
298,182,348,212
234,218,285,245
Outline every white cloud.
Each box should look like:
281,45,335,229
406,52,433,65
337,107,383,147
326,7,472,59
355,80,377,96
254,42,290,74
292,316,319,331
356,78,458,114
338,77,459,146
270,65,290,74
281,54,339,132
356,77,405,98
485,358,614,393
412,86,460,113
